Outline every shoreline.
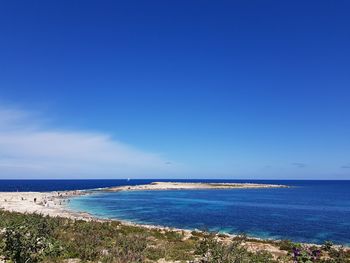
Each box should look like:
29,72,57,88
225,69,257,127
0,182,348,251
0,181,290,226
0,190,294,258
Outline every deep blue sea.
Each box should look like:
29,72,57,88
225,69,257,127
1,180,349,244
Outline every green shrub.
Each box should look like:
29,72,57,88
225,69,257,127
279,239,296,252
1,220,61,262
195,233,277,263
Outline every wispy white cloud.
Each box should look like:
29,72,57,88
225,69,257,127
0,106,177,178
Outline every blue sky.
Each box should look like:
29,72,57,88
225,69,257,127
0,1,349,179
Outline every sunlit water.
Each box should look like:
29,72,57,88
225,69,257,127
67,180,350,245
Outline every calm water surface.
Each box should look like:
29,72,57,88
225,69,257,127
66,180,350,245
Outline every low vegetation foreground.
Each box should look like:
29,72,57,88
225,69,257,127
0,210,349,263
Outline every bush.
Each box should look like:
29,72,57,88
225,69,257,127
1,219,61,263
279,239,296,252
195,233,277,263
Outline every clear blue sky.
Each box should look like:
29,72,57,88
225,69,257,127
0,1,349,179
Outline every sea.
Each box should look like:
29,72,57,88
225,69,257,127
0,179,349,245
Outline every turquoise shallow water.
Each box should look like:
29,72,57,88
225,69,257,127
67,180,350,245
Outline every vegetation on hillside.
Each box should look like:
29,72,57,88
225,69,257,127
0,210,349,262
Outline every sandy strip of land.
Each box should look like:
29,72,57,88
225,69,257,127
0,190,94,221
105,181,289,191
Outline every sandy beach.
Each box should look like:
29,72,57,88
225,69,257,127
0,190,93,221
